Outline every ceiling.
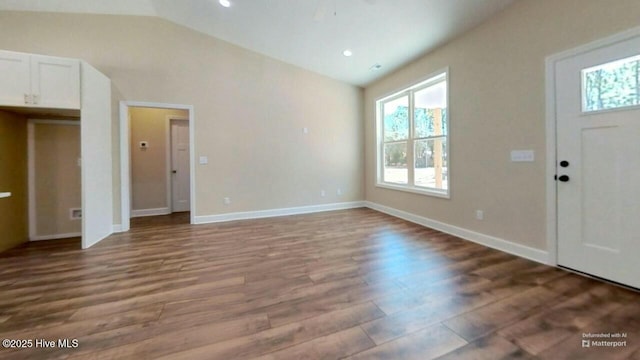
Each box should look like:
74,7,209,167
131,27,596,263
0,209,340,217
0,0,515,86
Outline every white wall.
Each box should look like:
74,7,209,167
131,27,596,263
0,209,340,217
0,11,364,224
364,0,640,251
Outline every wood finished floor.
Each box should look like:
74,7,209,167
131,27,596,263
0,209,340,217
0,208,638,359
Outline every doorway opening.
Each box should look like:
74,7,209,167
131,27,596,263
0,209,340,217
119,102,195,232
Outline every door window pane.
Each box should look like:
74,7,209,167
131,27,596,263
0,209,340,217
583,54,640,112
384,142,408,184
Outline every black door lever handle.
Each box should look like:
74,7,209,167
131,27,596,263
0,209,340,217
557,175,569,182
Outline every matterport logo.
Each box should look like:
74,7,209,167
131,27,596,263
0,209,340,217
582,332,628,348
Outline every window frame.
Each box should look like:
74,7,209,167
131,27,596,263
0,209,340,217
376,69,450,198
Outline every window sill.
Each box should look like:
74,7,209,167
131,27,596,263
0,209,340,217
375,182,450,199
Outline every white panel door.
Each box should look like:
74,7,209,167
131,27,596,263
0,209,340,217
171,120,190,213
555,35,640,289
81,62,113,249
0,51,30,106
31,55,80,109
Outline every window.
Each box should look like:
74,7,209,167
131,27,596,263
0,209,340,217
377,71,449,197
582,54,640,112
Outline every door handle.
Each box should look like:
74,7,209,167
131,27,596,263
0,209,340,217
557,175,570,182
172,170,177,174
559,160,570,167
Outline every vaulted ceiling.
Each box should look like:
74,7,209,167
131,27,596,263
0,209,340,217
0,0,515,86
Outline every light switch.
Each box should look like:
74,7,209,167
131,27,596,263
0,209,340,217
510,150,535,162
199,156,208,165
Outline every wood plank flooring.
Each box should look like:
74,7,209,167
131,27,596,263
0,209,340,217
0,208,638,359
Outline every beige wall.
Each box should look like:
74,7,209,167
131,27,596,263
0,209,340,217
0,110,27,252
33,123,81,236
130,107,188,211
365,0,640,250
0,12,364,224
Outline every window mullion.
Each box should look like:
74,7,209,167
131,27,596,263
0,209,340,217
407,90,415,187
379,102,384,183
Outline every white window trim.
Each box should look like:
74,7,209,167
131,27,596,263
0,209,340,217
375,68,450,198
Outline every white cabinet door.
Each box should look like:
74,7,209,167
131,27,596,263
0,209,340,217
31,55,80,109
0,51,30,106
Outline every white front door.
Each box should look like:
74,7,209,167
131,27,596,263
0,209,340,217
555,35,640,289
171,120,190,213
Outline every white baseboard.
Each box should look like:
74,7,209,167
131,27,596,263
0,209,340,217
112,224,124,233
194,201,366,224
30,232,82,241
131,207,171,218
364,201,549,265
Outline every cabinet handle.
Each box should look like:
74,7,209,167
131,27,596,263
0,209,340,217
32,94,38,104
24,93,30,104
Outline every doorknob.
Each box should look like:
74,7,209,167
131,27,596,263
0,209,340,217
557,175,570,182
559,160,570,167
172,170,177,174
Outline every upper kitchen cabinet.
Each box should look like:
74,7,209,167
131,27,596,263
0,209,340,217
0,50,80,109
0,51,30,106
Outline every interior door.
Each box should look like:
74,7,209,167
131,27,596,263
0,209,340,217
555,35,640,289
81,62,113,249
171,120,190,213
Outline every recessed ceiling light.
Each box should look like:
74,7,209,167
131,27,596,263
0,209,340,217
219,0,231,7
342,49,353,57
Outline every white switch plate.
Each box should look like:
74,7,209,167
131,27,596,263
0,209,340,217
510,150,535,162
199,156,208,165
303,127,309,134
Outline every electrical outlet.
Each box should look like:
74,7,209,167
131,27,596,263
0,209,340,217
70,208,82,220
337,188,342,196
476,210,484,220
320,190,326,197
223,197,231,205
